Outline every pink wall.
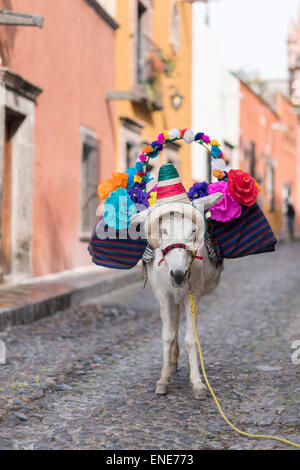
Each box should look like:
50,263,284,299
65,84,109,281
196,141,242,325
0,0,116,275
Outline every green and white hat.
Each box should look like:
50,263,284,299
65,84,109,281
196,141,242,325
156,163,190,205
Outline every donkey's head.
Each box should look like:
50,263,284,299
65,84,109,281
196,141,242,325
131,193,223,287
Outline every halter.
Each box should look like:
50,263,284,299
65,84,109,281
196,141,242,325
157,243,203,267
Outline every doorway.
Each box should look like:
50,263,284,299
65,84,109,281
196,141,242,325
0,109,24,279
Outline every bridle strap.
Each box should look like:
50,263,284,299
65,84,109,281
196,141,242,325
158,243,203,267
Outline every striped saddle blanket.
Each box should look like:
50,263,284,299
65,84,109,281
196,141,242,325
210,203,277,259
88,217,147,270
88,204,277,269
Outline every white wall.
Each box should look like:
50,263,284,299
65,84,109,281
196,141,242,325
96,0,116,18
191,3,240,180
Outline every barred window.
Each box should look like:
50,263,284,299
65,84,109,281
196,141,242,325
80,128,100,238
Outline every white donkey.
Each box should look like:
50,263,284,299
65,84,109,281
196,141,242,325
131,192,223,400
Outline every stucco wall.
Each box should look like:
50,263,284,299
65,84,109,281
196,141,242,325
191,4,240,181
114,0,193,189
0,0,116,276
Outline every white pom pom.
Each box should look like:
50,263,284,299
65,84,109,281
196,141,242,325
168,128,181,140
183,129,195,144
212,158,226,170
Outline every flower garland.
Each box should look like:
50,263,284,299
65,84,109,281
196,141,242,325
97,128,261,228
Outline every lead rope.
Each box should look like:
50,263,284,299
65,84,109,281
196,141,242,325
187,278,300,450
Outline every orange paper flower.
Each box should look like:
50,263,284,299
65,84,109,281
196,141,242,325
98,172,128,200
98,179,115,200
111,172,128,189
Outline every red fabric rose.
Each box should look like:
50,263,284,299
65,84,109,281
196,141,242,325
228,170,258,207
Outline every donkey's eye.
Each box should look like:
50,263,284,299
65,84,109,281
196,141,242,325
162,228,168,236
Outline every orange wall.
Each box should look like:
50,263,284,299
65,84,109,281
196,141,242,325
114,0,192,188
0,0,116,275
240,81,299,235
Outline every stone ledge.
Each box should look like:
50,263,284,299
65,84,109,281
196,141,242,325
0,10,44,28
0,266,143,331
0,67,43,102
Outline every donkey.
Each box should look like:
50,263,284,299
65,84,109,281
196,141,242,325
131,193,223,400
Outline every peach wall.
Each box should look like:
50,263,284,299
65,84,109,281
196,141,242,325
0,0,116,275
114,0,192,188
240,81,299,236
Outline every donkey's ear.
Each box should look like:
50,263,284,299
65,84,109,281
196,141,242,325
192,193,224,212
130,207,152,226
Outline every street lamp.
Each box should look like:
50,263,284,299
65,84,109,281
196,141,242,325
171,92,184,110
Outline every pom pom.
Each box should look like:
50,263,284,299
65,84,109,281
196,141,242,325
210,139,220,147
212,158,226,170
180,128,188,137
163,130,169,140
157,133,165,144
212,169,225,180
168,128,181,140
183,129,195,144
143,145,154,154
139,153,147,163
202,134,210,144
195,132,204,141
211,145,222,158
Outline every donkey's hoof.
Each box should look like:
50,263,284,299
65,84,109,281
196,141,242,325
192,384,207,400
155,383,169,395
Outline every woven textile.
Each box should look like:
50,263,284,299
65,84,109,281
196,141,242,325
88,217,147,270
210,203,277,258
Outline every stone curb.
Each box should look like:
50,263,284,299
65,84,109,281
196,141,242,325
0,268,143,331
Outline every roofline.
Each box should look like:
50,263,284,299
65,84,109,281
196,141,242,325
84,0,119,31
237,75,279,119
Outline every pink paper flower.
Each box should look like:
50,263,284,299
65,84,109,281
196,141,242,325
202,134,210,144
208,181,242,222
139,153,147,163
157,133,165,144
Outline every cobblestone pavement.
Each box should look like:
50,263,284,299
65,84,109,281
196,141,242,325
0,243,300,450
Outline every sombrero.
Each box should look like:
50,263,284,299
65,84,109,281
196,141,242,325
132,163,223,249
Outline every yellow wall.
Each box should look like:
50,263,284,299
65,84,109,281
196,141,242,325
114,0,192,188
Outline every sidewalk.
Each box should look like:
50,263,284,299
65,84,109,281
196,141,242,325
0,265,143,331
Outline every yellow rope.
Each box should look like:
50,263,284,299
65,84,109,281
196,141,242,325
188,290,300,450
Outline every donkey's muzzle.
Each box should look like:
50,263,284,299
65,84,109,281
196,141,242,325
170,269,188,287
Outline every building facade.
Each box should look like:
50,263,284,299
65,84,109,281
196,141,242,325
191,3,240,182
0,0,117,281
239,80,299,236
109,0,193,189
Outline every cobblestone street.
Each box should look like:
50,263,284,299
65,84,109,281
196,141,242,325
0,243,300,450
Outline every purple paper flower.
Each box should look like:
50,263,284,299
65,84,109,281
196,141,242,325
208,181,242,222
128,187,149,208
188,182,209,200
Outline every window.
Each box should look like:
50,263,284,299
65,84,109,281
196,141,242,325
80,128,100,238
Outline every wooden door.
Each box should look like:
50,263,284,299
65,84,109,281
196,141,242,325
1,114,14,275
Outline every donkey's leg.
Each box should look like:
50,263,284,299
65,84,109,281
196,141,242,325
184,301,207,400
170,303,180,373
156,296,176,395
